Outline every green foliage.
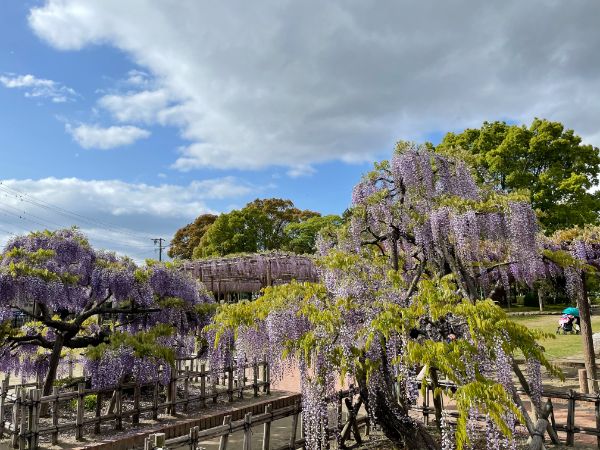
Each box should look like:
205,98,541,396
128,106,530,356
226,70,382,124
191,198,321,258
69,394,98,412
435,118,600,232
86,324,176,365
168,214,217,260
208,273,561,449
5,261,79,284
283,215,343,254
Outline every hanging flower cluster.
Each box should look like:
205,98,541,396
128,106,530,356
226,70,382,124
0,228,213,390
208,144,562,450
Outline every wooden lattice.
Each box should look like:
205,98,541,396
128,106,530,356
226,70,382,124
181,253,319,294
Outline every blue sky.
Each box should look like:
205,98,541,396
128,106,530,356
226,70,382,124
1,1,599,260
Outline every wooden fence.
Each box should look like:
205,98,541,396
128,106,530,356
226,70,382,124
144,402,304,450
143,381,600,450
142,388,370,450
0,356,270,449
418,379,600,448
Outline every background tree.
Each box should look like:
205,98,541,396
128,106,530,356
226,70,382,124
0,229,213,397
435,118,600,232
282,215,343,254
208,144,566,449
193,198,320,258
168,214,217,260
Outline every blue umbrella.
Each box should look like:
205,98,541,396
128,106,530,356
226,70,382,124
562,307,580,317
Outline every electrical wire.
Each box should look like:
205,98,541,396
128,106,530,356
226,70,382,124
0,182,153,241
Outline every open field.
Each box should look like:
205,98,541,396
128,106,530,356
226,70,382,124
509,314,600,360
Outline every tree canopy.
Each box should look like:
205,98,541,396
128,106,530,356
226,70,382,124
207,143,593,449
0,229,213,395
191,198,322,258
168,213,217,259
434,118,600,233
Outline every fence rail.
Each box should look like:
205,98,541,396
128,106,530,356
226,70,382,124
417,379,600,448
144,402,306,450
0,356,270,449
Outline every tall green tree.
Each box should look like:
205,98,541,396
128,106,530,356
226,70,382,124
283,214,343,254
435,118,600,232
192,198,320,258
168,214,217,260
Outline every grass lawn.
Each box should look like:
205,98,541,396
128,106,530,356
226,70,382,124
509,314,600,360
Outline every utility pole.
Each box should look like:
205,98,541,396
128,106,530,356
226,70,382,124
152,238,166,262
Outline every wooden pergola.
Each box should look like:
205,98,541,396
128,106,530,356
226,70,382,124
180,253,319,301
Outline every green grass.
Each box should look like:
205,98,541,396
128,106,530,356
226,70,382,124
509,314,600,360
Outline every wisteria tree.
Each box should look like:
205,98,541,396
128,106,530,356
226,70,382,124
0,228,213,397
207,143,577,449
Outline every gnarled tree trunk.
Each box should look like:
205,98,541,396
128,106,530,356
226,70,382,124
357,348,438,450
41,333,65,416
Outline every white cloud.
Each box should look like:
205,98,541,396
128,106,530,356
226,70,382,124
66,123,150,149
0,177,254,261
0,73,76,103
98,89,172,124
287,165,316,178
28,1,600,171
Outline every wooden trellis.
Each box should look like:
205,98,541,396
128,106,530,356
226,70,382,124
181,253,319,295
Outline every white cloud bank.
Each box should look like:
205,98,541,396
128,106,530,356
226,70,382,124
0,73,76,103
0,177,254,260
65,123,150,149
28,1,600,171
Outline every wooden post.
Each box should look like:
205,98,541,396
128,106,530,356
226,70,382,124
264,356,270,395
262,404,272,450
336,393,343,449
566,389,575,446
227,364,234,402
153,380,159,420
0,376,9,438
189,425,199,450
144,434,153,450
289,405,299,449
253,360,259,398
218,415,232,450
26,390,34,450
94,390,102,434
52,386,60,443
184,367,190,413
76,383,85,440
239,359,246,399
579,369,589,394
595,393,600,450
154,432,166,449
18,389,26,450
200,364,207,408
169,369,177,415
29,389,41,450
422,383,429,424
133,383,141,424
529,400,553,450
11,387,21,449
115,386,123,431
243,412,252,450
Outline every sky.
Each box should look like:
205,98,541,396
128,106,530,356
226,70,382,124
0,0,599,261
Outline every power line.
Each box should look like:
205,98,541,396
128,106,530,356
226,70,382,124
0,182,153,241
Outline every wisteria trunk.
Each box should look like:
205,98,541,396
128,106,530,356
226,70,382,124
357,376,437,449
41,333,65,416
357,347,437,450
579,274,598,392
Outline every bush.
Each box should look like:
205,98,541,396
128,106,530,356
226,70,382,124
69,394,98,412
